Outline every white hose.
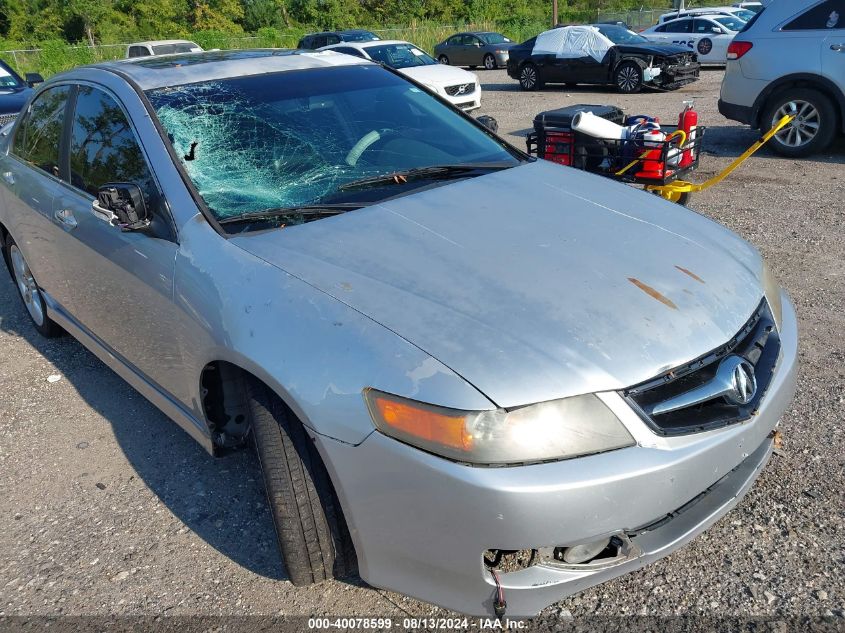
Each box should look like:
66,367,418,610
571,111,629,140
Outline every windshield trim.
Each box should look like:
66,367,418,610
125,64,527,239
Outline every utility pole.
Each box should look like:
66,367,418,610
552,0,559,26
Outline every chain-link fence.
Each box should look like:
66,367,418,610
596,8,675,31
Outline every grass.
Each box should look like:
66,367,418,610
0,19,562,78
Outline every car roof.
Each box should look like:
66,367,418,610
79,49,372,91
128,40,199,47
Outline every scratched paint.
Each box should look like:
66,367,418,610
627,278,678,310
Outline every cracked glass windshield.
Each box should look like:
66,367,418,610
146,65,519,227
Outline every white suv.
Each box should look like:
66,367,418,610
718,0,845,156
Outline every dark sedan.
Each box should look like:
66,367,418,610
0,60,43,126
434,32,515,69
506,24,700,93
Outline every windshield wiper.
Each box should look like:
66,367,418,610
339,162,514,191
218,202,364,225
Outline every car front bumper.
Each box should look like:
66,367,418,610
319,292,798,617
657,60,701,87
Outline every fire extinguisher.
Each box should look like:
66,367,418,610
678,100,698,169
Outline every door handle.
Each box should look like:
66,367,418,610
832,44,845,52
2,171,14,185
54,208,78,229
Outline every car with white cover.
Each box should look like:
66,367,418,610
507,25,700,92
319,40,481,110
643,14,745,64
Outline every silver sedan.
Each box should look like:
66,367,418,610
0,49,797,617
434,31,515,69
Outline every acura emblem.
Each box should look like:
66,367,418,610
725,357,757,405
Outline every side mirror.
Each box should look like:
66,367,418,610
25,73,44,87
96,183,150,231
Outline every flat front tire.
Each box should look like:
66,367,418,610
248,378,356,585
3,234,62,338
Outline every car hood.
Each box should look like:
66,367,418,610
399,64,476,86
0,86,33,115
615,42,694,56
231,161,765,409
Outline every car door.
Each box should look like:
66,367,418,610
2,84,74,299
692,18,735,62
818,1,845,91
53,83,182,391
452,35,474,65
662,18,695,50
465,35,484,66
441,35,460,62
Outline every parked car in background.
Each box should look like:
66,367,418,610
433,31,515,69
643,14,744,64
719,0,845,156
507,25,700,93
733,1,764,13
126,40,203,58
658,6,754,22
0,48,797,619
0,60,42,127
297,30,379,49
320,40,481,110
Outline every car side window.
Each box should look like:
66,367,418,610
665,19,693,33
783,0,843,29
693,19,715,33
447,35,460,45
326,34,341,45
11,85,71,179
334,46,365,58
654,24,667,32
68,86,157,206
128,46,149,58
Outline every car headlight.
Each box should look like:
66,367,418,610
761,259,783,330
364,390,635,465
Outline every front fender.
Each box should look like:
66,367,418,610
173,215,495,445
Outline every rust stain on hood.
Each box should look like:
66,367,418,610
628,278,678,310
675,265,705,283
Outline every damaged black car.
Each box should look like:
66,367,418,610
506,24,700,93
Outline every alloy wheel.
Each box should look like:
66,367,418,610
520,65,537,89
773,100,820,148
9,244,45,326
438,55,449,65
617,65,640,92
484,54,495,70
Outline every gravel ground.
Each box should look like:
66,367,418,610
0,69,843,627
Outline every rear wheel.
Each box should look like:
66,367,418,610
438,54,449,65
248,378,356,585
519,63,542,91
763,88,837,157
614,61,643,94
483,54,496,70
4,235,62,337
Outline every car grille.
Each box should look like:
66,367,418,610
0,112,18,127
622,299,781,436
445,83,476,97
455,101,476,110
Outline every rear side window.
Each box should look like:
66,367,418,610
68,86,157,205
333,46,366,58
783,0,843,29
128,46,149,58
12,85,71,178
665,19,693,33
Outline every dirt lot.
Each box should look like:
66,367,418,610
1,69,843,624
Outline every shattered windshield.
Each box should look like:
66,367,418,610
146,65,518,224
364,44,437,68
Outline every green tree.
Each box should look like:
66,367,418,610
190,0,245,32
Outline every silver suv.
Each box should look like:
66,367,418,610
718,0,845,156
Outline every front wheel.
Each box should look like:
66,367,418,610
4,235,62,337
763,88,837,157
519,63,542,91
438,54,450,65
614,61,643,94
248,378,356,585
483,54,496,70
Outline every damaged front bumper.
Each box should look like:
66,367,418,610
317,293,797,617
651,59,701,88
